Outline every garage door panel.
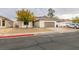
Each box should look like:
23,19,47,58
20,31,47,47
44,22,55,27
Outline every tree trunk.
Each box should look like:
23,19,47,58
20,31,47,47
32,21,35,28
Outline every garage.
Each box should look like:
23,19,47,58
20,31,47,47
34,17,57,28
44,22,55,27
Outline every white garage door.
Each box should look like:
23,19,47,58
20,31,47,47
44,22,55,27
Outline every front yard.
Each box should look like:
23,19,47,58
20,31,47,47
0,28,53,34
0,27,78,36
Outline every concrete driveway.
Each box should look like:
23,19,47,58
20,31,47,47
0,31,79,50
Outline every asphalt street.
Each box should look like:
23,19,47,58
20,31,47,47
0,31,79,50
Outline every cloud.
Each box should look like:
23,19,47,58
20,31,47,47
0,8,79,20
57,14,79,19
54,8,79,15
0,8,48,20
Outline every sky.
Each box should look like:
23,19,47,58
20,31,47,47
0,8,79,20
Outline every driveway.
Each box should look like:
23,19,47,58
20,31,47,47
0,31,79,50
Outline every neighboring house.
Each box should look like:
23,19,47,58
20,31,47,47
34,17,57,28
0,16,13,28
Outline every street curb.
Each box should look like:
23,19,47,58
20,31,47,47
0,31,54,39
0,34,34,39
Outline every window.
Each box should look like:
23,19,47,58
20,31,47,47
2,20,5,26
24,22,26,25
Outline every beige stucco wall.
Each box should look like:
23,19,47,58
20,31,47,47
16,21,32,28
0,19,12,28
18,21,23,28
0,19,2,28
28,22,32,28
5,20,10,27
39,21,44,28
34,21,40,27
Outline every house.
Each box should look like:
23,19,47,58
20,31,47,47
0,16,13,28
34,17,57,28
14,16,57,28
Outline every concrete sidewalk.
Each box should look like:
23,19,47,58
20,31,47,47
54,28,78,33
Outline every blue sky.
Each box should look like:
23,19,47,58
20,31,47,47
0,8,79,20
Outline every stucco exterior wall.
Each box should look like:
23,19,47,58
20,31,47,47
34,21,40,27
0,19,2,28
5,20,11,28
39,21,44,28
0,19,13,28
28,22,32,28
16,21,33,28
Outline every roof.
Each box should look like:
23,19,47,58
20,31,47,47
0,16,13,22
36,16,59,21
56,19,72,22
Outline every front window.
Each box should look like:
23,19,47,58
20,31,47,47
24,22,26,25
2,20,5,26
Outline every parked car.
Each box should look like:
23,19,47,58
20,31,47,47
66,23,79,29
66,23,76,28
75,23,79,29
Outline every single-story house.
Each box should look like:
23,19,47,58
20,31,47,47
13,16,57,28
0,16,13,28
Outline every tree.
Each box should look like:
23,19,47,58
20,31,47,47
72,16,79,23
16,9,36,28
29,12,36,27
48,8,55,18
